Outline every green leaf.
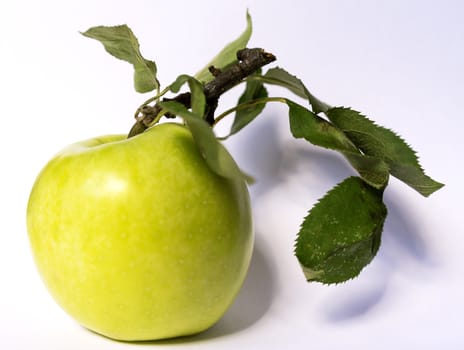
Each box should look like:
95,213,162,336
342,152,390,189
326,107,444,196
229,72,268,136
262,67,330,114
81,24,159,93
169,75,206,118
287,100,355,152
287,100,389,188
295,177,387,284
159,101,249,183
194,11,252,83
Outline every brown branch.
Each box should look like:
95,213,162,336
128,48,276,138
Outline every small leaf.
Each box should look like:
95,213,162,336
194,11,252,83
81,24,159,93
229,72,268,136
287,100,389,188
295,177,387,284
326,107,444,196
169,75,206,117
159,101,249,183
262,67,330,114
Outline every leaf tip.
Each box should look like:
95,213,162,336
418,179,445,197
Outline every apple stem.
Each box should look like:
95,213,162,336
128,48,276,138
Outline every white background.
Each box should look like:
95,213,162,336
1,0,463,349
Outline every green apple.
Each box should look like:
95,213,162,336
26,122,253,341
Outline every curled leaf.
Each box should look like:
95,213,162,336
81,24,159,93
169,75,206,118
295,177,387,284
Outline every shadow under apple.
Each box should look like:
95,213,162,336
198,233,276,338
130,233,276,345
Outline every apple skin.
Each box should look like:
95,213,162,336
26,123,253,341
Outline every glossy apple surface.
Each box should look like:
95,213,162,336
26,123,253,341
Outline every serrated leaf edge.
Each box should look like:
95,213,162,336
327,107,444,196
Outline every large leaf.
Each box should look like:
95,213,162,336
287,100,390,188
81,25,159,93
229,71,268,136
326,107,444,196
295,177,387,284
159,101,249,183
262,67,330,114
194,11,252,83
